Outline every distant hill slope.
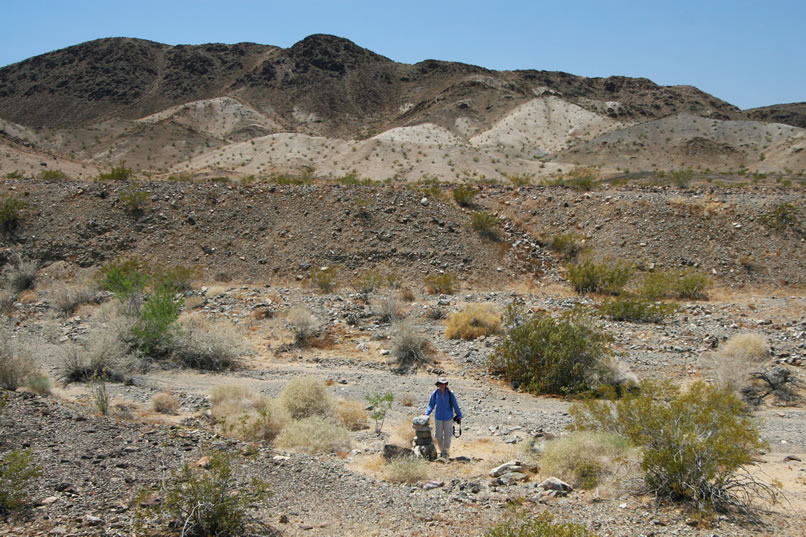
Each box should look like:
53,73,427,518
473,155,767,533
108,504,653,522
745,102,806,129
0,34,743,137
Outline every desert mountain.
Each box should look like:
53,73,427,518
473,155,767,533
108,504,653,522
0,34,804,180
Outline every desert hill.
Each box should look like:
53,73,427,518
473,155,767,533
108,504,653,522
746,102,806,129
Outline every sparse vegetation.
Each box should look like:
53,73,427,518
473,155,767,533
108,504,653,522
570,380,778,514
424,272,457,295
452,186,479,207
0,448,43,518
119,188,150,214
471,211,499,239
384,456,430,484
37,168,68,180
760,202,800,231
96,163,134,181
547,232,584,259
485,511,597,537
151,391,180,414
335,399,368,431
366,392,394,434
168,318,245,370
278,376,333,420
308,266,338,293
286,305,320,347
540,432,632,490
706,333,769,393
0,323,36,390
52,284,97,315
567,259,632,295
599,298,677,323
1,255,38,293
489,311,614,396
274,416,351,454
445,303,502,340
390,319,431,371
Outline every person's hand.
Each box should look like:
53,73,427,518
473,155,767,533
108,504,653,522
453,416,461,424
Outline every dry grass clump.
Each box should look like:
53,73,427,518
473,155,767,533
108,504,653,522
1,255,37,293
399,287,416,302
0,324,37,390
209,385,288,442
383,456,430,484
59,325,134,383
169,318,246,370
390,319,432,372
286,305,320,347
278,375,333,420
51,284,97,316
375,293,403,323
539,432,632,490
707,333,770,392
0,289,16,314
25,373,51,395
445,304,502,340
151,391,180,414
335,399,368,431
274,416,351,454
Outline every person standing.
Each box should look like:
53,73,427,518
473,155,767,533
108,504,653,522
425,377,462,459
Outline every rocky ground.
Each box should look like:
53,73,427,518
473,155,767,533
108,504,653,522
1,178,805,536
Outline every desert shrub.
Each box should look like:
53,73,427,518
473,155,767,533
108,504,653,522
548,232,584,259
274,416,351,454
384,456,430,484
51,284,97,315
0,449,43,517
509,174,532,187
549,167,599,191
567,259,632,295
96,163,133,182
489,311,614,396
485,512,597,537
599,298,677,323
152,264,198,293
236,404,288,443
151,391,180,414
0,324,36,390
540,432,631,490
445,304,503,340
760,202,800,231
286,305,320,347
209,385,288,442
0,196,29,234
390,320,431,372
353,270,385,293
119,188,149,213
168,318,244,370
308,266,338,293
36,169,68,180
670,168,694,188
707,333,769,393
139,449,269,537
278,376,333,420
25,373,51,395
375,293,403,323
59,313,133,383
335,399,369,431
570,380,777,513
636,271,675,301
424,272,457,295
366,392,394,434
91,376,110,415
674,270,710,299
2,255,38,293
471,211,499,239
0,290,15,314
97,258,150,299
131,286,182,356
399,287,416,302
452,186,479,207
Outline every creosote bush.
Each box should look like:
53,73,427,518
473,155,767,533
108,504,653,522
471,211,499,239
567,259,632,295
570,380,778,514
452,186,479,207
599,298,677,323
548,232,584,259
0,196,30,234
0,448,43,517
138,449,269,537
424,272,457,295
489,311,614,396
540,432,631,490
485,511,597,537
445,304,503,340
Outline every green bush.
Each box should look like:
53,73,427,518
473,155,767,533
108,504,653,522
139,449,269,537
760,202,800,231
131,286,182,356
308,266,338,293
119,188,149,214
540,432,631,490
424,272,457,295
570,380,778,513
452,186,479,207
353,269,385,293
599,298,677,323
674,270,710,299
670,168,694,188
97,258,150,299
96,163,134,181
366,392,394,434
567,259,632,295
485,512,597,537
151,264,198,293
471,211,499,239
0,197,29,234
636,271,675,301
489,311,613,396
0,449,43,517
36,169,68,180
548,232,584,259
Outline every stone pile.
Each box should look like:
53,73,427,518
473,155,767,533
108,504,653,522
411,415,437,461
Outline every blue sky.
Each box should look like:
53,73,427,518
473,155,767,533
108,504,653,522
1,0,803,110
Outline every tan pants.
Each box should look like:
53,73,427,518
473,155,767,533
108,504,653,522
434,419,452,457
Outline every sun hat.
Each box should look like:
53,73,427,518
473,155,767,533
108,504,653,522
435,377,449,386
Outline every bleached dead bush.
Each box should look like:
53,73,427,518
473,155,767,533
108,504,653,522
151,391,180,414
59,325,134,383
375,293,403,323
0,323,36,389
274,416,351,454
384,456,430,484
540,431,633,490
169,318,246,370
209,385,288,442
2,255,37,293
707,333,769,392
51,284,97,316
390,319,431,372
286,305,320,347
0,290,15,315
335,399,368,431
278,376,333,420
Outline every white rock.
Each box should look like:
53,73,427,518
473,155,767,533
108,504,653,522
489,460,523,477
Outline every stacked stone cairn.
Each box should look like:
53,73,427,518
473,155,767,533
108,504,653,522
412,415,437,461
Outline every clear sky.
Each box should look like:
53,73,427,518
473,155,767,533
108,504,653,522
1,0,802,110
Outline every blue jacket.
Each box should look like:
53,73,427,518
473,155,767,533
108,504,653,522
426,388,462,421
